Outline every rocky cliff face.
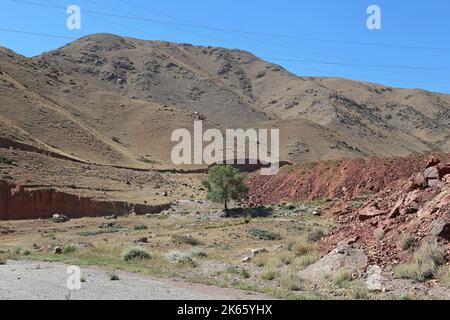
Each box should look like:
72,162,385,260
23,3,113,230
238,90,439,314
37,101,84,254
0,180,170,220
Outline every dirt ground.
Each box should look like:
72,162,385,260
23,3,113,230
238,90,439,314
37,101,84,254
1,200,449,300
0,260,268,300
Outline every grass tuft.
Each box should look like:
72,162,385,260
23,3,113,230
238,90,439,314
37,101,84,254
394,243,444,282
122,246,151,262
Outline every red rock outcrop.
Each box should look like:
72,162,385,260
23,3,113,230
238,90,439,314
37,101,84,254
246,153,450,206
0,180,170,220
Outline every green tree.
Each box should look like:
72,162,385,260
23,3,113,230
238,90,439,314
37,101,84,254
202,165,248,216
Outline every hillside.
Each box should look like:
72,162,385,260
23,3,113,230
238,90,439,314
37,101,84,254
0,33,449,169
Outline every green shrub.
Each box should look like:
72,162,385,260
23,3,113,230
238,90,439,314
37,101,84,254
122,246,151,262
165,251,193,264
134,225,148,230
261,269,277,281
401,234,416,250
171,235,202,246
13,246,23,255
240,269,251,279
62,244,76,254
0,156,13,165
249,228,281,241
185,247,208,258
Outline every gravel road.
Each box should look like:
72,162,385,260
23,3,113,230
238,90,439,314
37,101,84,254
0,260,269,300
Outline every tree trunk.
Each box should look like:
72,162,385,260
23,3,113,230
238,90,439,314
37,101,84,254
224,200,229,217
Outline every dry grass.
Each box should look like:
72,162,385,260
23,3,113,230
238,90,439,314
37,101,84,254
394,243,444,282
280,270,304,291
438,266,450,288
293,251,320,268
332,268,353,288
0,201,336,299
286,237,317,256
261,269,277,281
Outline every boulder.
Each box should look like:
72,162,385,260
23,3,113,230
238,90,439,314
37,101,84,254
299,243,368,283
389,194,405,219
359,205,385,221
438,164,450,178
429,219,450,241
366,265,383,291
424,166,439,180
410,172,427,190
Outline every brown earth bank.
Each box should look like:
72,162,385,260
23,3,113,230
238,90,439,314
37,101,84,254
0,180,171,220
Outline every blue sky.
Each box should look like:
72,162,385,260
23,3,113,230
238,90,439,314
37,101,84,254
0,0,449,93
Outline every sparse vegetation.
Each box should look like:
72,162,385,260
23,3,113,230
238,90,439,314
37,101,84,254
294,250,320,268
261,269,277,281
0,156,14,165
240,269,251,279
165,250,193,264
348,285,370,300
394,243,444,282
202,165,248,215
287,237,317,256
401,234,416,250
249,228,281,241
280,271,303,291
122,246,151,262
133,224,148,230
307,229,325,243
171,235,202,246
108,269,120,281
373,228,385,241
438,266,450,288
332,269,353,288
62,244,76,254
78,227,122,236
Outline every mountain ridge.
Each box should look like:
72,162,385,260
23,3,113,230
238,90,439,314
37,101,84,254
0,33,449,168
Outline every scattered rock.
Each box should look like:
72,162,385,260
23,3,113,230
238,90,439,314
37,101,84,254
366,265,383,291
98,222,115,229
359,205,384,221
299,243,368,283
53,246,62,255
51,214,69,223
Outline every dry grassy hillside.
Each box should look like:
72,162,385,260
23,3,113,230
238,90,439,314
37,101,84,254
0,33,449,169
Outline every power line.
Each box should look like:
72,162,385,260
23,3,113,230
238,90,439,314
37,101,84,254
0,27,77,40
8,0,450,52
0,26,448,76
262,57,450,72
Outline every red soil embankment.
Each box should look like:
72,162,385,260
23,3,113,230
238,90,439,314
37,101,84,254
0,180,170,220
246,153,450,206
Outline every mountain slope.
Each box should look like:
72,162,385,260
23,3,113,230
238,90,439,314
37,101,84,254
0,33,449,168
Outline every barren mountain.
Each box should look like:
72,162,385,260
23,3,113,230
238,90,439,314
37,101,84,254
0,33,449,169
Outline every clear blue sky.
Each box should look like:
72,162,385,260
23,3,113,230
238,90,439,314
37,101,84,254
0,0,449,93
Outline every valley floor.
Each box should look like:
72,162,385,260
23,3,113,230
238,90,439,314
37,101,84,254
0,260,268,300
